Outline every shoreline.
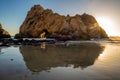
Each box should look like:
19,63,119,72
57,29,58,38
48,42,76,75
0,37,120,47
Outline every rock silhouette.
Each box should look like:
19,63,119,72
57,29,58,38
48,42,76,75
0,24,10,38
20,43,105,72
19,5,108,40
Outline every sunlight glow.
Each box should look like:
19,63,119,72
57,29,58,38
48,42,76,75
99,52,106,58
96,17,116,36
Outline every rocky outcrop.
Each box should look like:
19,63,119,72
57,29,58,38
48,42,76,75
0,24,10,38
19,5,108,40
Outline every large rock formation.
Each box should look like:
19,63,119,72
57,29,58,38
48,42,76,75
19,5,108,40
0,24,10,38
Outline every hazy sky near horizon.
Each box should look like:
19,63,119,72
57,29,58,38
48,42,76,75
0,0,120,36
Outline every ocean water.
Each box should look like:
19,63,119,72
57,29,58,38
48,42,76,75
0,42,120,80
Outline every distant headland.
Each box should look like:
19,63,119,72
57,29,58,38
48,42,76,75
0,24,10,38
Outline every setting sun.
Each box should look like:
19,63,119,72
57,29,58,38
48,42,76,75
96,17,116,36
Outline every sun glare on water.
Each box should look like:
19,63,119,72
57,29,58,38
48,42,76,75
96,17,116,36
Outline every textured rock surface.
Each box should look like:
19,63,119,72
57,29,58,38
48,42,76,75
19,5,108,40
0,24,10,38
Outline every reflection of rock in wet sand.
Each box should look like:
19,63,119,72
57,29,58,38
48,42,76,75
19,43,105,72
0,48,1,54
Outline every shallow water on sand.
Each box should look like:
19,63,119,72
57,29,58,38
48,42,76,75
0,42,120,80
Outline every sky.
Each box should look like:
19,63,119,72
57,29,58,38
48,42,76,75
0,0,120,36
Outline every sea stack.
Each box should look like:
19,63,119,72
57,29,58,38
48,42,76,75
0,24,10,38
18,5,108,40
